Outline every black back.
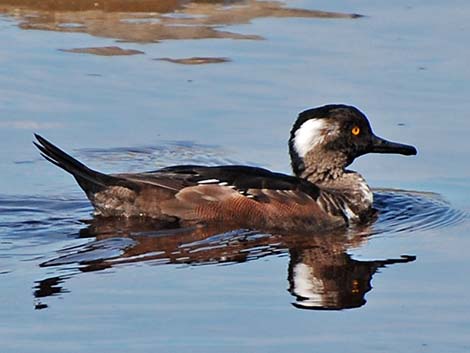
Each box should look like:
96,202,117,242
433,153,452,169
154,165,320,199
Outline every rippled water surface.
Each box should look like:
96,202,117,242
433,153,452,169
1,0,470,352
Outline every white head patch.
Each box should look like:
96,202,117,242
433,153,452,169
293,119,335,158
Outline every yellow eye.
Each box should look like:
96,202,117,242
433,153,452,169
351,126,361,136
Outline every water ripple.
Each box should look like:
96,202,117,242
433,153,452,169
373,189,467,235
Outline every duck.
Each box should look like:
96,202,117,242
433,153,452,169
34,104,417,231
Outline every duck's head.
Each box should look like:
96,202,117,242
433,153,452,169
288,104,417,178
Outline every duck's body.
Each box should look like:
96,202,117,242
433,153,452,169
35,104,416,231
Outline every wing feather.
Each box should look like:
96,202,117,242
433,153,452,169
160,184,339,229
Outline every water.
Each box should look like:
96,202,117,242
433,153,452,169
1,0,470,352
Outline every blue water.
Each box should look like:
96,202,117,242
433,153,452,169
1,0,470,352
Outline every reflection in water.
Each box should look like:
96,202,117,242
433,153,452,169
59,46,144,56
0,0,362,44
34,216,415,311
33,276,70,310
156,57,231,65
288,248,414,310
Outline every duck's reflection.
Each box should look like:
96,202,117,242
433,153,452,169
288,247,414,310
34,217,415,310
0,0,361,45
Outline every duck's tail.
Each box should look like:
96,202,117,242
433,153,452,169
33,134,133,195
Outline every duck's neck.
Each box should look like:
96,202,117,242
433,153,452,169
296,152,374,223
297,150,350,184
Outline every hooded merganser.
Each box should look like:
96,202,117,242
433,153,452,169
34,104,417,231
